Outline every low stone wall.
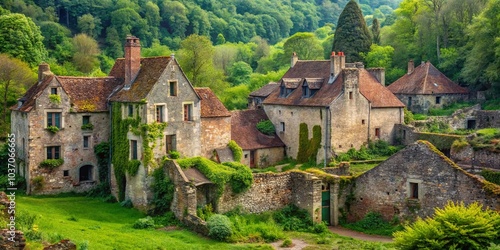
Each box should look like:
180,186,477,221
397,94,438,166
452,145,500,170
31,170,96,195
395,124,463,151
475,110,500,128
290,172,322,223
324,163,350,176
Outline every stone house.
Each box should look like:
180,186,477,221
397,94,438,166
262,52,405,163
247,82,278,109
387,60,469,114
194,87,231,159
10,64,121,194
231,109,285,168
347,140,500,222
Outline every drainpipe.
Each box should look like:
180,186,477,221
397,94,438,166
324,106,331,167
108,102,113,185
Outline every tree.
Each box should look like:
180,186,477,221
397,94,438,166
371,18,381,44
394,201,500,250
141,41,171,57
72,34,100,73
227,61,252,86
160,0,189,38
0,54,36,135
0,13,46,66
283,32,323,63
77,14,102,39
332,0,372,63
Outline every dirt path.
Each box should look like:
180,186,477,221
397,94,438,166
329,226,393,243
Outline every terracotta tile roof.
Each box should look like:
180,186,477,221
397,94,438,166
194,87,230,118
11,76,54,112
57,76,122,112
249,82,278,97
358,70,405,108
109,57,172,102
231,109,285,150
387,61,469,95
263,60,404,108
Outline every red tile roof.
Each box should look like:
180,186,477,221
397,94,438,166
387,61,469,95
231,109,285,150
194,87,230,118
57,76,122,112
11,76,54,112
263,60,404,108
109,57,172,102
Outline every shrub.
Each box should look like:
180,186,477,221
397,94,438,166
120,199,133,208
281,238,293,247
127,160,141,176
39,159,64,169
452,138,470,151
46,125,60,133
149,167,174,215
132,216,155,229
224,162,253,194
207,214,233,241
342,211,402,236
32,176,45,190
481,170,500,186
81,123,94,130
403,107,414,124
274,205,312,231
168,150,180,159
49,94,61,104
394,201,500,250
228,140,243,162
154,211,179,227
197,204,214,221
256,120,275,135
86,182,111,198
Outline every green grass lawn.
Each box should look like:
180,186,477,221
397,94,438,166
17,195,270,250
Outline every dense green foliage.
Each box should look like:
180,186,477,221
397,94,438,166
256,120,276,135
342,211,402,236
335,140,400,162
469,128,500,151
297,123,322,163
149,167,175,215
394,201,500,249
207,214,233,241
39,159,64,170
93,142,109,183
332,0,372,62
227,140,243,162
481,169,500,186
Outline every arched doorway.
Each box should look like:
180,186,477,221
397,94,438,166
79,165,93,182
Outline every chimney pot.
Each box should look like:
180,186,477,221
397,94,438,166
291,52,298,68
124,35,141,88
38,62,51,83
407,60,414,75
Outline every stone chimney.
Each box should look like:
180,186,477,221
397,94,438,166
367,68,386,86
291,52,298,68
330,51,346,77
124,35,141,89
407,59,414,75
38,62,51,82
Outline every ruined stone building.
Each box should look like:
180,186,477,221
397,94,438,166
262,52,405,163
387,60,469,114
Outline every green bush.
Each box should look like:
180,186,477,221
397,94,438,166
223,162,253,194
32,176,45,190
281,238,292,247
39,159,64,169
413,114,428,120
274,205,312,231
49,94,61,104
168,150,180,159
149,167,174,215
153,211,179,227
81,123,94,130
256,120,276,135
207,214,233,241
481,170,500,185
228,140,243,162
46,125,60,133
132,216,155,229
451,139,470,151
127,160,141,176
342,212,401,236
197,204,214,221
394,201,500,250
404,107,414,124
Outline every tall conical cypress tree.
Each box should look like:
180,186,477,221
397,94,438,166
332,0,372,63
371,18,381,45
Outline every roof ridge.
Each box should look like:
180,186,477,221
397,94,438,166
422,62,430,94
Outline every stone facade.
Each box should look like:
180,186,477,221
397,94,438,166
475,110,500,128
396,93,469,114
241,147,285,168
451,144,500,170
347,141,500,222
200,117,231,158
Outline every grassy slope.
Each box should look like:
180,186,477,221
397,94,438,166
17,196,268,250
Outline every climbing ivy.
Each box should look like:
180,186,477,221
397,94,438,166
297,123,322,163
228,140,243,162
94,141,109,182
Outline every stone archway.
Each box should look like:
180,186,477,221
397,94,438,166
79,165,93,182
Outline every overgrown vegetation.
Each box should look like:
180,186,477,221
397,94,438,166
149,167,175,216
297,123,322,163
481,170,500,186
81,123,94,130
207,214,233,241
341,212,402,236
256,119,276,135
334,140,400,162
428,101,475,116
39,159,64,170
394,201,500,250
93,142,109,183
45,125,59,133
469,128,500,151
403,107,413,124
48,94,61,105
227,140,243,162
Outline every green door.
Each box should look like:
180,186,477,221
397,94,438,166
322,190,330,225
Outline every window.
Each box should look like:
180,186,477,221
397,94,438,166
302,85,310,98
169,81,177,96
82,115,90,125
83,136,90,149
47,112,61,128
349,91,353,99
128,104,133,117
165,135,176,153
362,119,365,125
46,146,61,159
408,97,412,107
51,88,58,95
409,182,419,199
79,165,93,182
63,170,69,177
279,85,285,97
435,96,441,104
130,140,138,160
156,105,165,122
183,104,193,121
375,128,381,138
280,122,285,132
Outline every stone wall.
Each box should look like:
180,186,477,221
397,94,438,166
200,117,231,158
396,93,469,114
125,165,153,210
451,144,500,170
290,172,322,223
369,107,403,144
241,147,285,168
395,124,463,151
348,141,500,222
12,78,110,194
475,110,500,128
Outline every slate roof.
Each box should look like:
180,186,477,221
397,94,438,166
194,87,230,118
263,60,404,108
387,61,469,95
249,82,278,97
57,76,122,112
109,57,172,102
231,109,285,150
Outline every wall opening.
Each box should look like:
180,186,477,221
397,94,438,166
79,165,93,182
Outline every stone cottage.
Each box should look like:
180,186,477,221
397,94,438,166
10,64,121,194
347,140,500,222
247,82,278,109
262,52,405,163
231,109,285,168
387,60,469,114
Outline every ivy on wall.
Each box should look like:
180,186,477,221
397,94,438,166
297,123,322,163
94,141,109,182
228,140,243,162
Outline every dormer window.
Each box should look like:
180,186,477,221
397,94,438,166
51,87,58,95
279,85,285,97
302,84,311,98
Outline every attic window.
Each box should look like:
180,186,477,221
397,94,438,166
169,81,177,96
435,96,441,104
51,88,58,95
302,85,311,98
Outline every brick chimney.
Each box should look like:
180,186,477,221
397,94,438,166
330,51,346,77
124,35,141,89
38,62,52,83
407,59,414,75
291,52,298,68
